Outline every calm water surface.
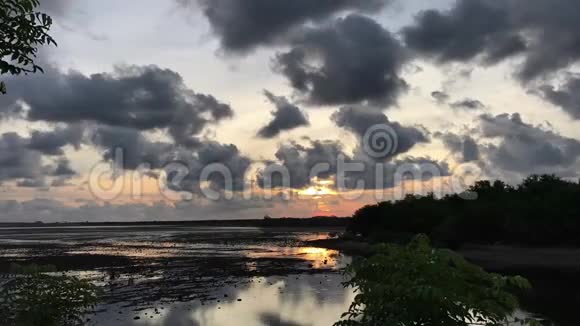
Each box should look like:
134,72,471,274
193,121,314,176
0,225,353,326
91,274,354,326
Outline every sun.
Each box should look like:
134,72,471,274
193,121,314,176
298,185,335,197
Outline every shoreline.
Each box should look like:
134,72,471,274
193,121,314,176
309,238,580,273
308,237,580,326
0,218,350,228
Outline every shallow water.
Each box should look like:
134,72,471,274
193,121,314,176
90,274,354,326
0,225,551,325
0,225,353,325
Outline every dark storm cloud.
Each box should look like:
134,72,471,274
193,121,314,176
331,106,429,157
436,132,480,162
0,133,45,183
431,91,450,104
402,0,523,65
196,0,389,52
91,126,174,170
28,125,84,156
1,65,233,147
257,138,449,190
50,159,76,177
402,0,580,81
90,125,253,195
536,76,580,119
166,141,252,194
195,141,252,191
257,91,309,138
338,154,451,191
0,131,79,188
478,113,580,175
257,139,345,189
47,158,77,188
431,112,580,181
450,98,486,111
274,14,409,107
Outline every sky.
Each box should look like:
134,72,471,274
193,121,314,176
1,0,580,222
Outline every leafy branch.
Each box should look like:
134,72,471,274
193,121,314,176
0,0,56,94
335,235,547,326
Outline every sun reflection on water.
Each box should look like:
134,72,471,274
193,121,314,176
246,246,345,269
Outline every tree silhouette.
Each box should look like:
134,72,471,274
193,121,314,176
348,175,580,247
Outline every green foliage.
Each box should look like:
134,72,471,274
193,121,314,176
348,175,580,247
335,235,539,326
0,264,99,326
0,0,56,94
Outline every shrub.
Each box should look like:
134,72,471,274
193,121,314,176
0,264,99,326
335,235,542,326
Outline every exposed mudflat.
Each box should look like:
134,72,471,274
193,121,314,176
2,225,577,325
0,225,352,325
